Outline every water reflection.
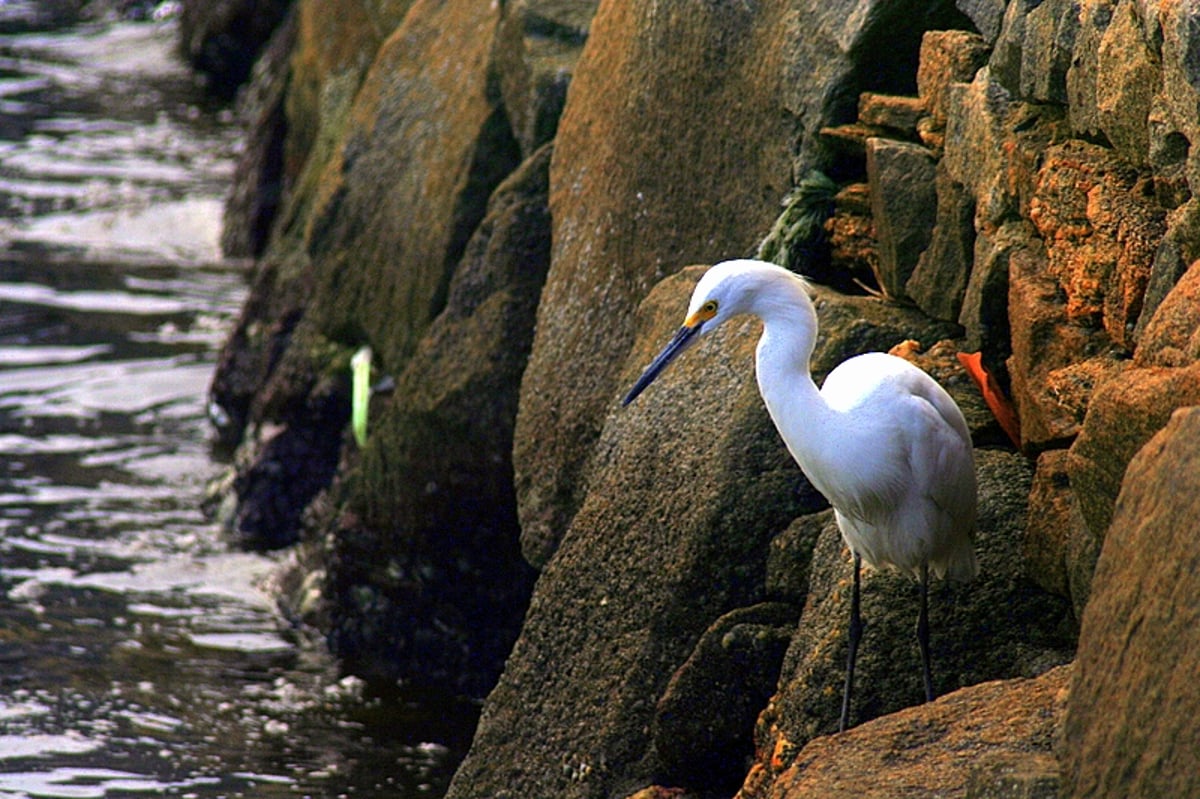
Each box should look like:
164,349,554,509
0,14,471,799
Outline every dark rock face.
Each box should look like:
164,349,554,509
323,145,552,695
207,0,570,697
230,375,347,550
220,7,295,258
179,0,292,98
652,603,798,793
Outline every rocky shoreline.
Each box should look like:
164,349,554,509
184,1,1200,796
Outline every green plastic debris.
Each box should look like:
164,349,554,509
351,346,372,447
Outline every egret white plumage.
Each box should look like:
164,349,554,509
623,259,977,731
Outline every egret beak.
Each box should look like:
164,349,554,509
622,321,703,405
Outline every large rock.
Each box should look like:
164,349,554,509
1029,140,1167,350
1062,407,1200,799
226,344,348,550
1065,0,1110,142
1023,449,1074,600
1023,447,1096,621
942,67,1012,220
866,137,938,298
739,665,1070,799
320,145,551,696
448,266,809,799
303,0,521,370
513,0,797,568
1065,360,1200,610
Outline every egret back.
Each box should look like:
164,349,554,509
819,353,977,580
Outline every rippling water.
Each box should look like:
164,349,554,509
0,15,471,799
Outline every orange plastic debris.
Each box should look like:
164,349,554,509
956,351,1021,448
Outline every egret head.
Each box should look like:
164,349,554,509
621,260,762,406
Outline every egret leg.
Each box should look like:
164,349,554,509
839,552,863,733
917,560,934,703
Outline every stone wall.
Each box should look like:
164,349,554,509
195,0,1200,796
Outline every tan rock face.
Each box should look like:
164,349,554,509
916,29,990,127
513,0,798,568
1063,408,1200,799
1005,239,1124,450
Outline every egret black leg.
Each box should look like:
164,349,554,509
917,560,934,703
839,551,863,732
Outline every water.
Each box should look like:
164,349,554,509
0,15,473,798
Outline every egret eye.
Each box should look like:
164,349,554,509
700,299,718,318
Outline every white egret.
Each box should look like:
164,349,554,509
623,259,977,731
